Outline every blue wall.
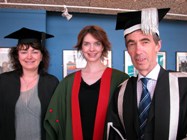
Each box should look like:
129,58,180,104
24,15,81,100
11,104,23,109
0,8,187,80
0,8,47,46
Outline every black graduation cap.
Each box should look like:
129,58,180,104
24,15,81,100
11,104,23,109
115,8,170,36
4,27,54,44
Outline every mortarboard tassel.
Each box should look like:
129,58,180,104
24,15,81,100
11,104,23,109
141,8,159,36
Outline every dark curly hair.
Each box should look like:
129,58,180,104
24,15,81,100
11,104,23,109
74,25,111,60
9,40,49,76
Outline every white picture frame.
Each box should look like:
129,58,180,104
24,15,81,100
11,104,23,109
0,48,13,74
176,52,187,72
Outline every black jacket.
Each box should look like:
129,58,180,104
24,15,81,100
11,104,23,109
106,67,187,140
0,70,59,140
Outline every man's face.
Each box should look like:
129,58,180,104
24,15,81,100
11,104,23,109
125,30,161,76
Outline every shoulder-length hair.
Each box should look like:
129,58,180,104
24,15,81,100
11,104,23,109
74,25,111,60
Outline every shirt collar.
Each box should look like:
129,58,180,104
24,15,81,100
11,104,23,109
138,64,160,81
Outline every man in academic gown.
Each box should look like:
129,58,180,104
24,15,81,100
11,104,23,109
105,7,187,140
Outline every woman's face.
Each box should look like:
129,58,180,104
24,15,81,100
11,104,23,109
81,33,104,63
18,45,43,72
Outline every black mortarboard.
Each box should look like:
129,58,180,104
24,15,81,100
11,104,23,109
116,8,170,36
4,27,54,44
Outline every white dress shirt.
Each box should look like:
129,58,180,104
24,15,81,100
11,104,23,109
137,64,161,107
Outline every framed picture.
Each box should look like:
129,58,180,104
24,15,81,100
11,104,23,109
124,51,166,77
124,51,138,77
0,48,13,74
176,52,187,72
62,50,112,77
157,51,166,69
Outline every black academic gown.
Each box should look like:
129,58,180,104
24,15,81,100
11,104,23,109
0,70,59,140
106,67,187,140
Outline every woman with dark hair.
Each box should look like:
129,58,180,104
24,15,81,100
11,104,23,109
0,27,59,140
44,25,129,140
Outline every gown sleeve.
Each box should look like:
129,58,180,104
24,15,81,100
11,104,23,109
105,86,127,140
44,81,66,140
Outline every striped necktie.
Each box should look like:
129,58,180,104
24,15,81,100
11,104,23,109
139,78,151,139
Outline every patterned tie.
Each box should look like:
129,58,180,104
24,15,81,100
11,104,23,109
139,78,151,139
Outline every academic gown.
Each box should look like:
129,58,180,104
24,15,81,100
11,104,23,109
44,67,129,140
0,70,59,140
106,67,187,140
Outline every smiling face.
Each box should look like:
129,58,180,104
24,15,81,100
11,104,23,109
81,33,104,63
125,30,161,76
18,45,43,72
